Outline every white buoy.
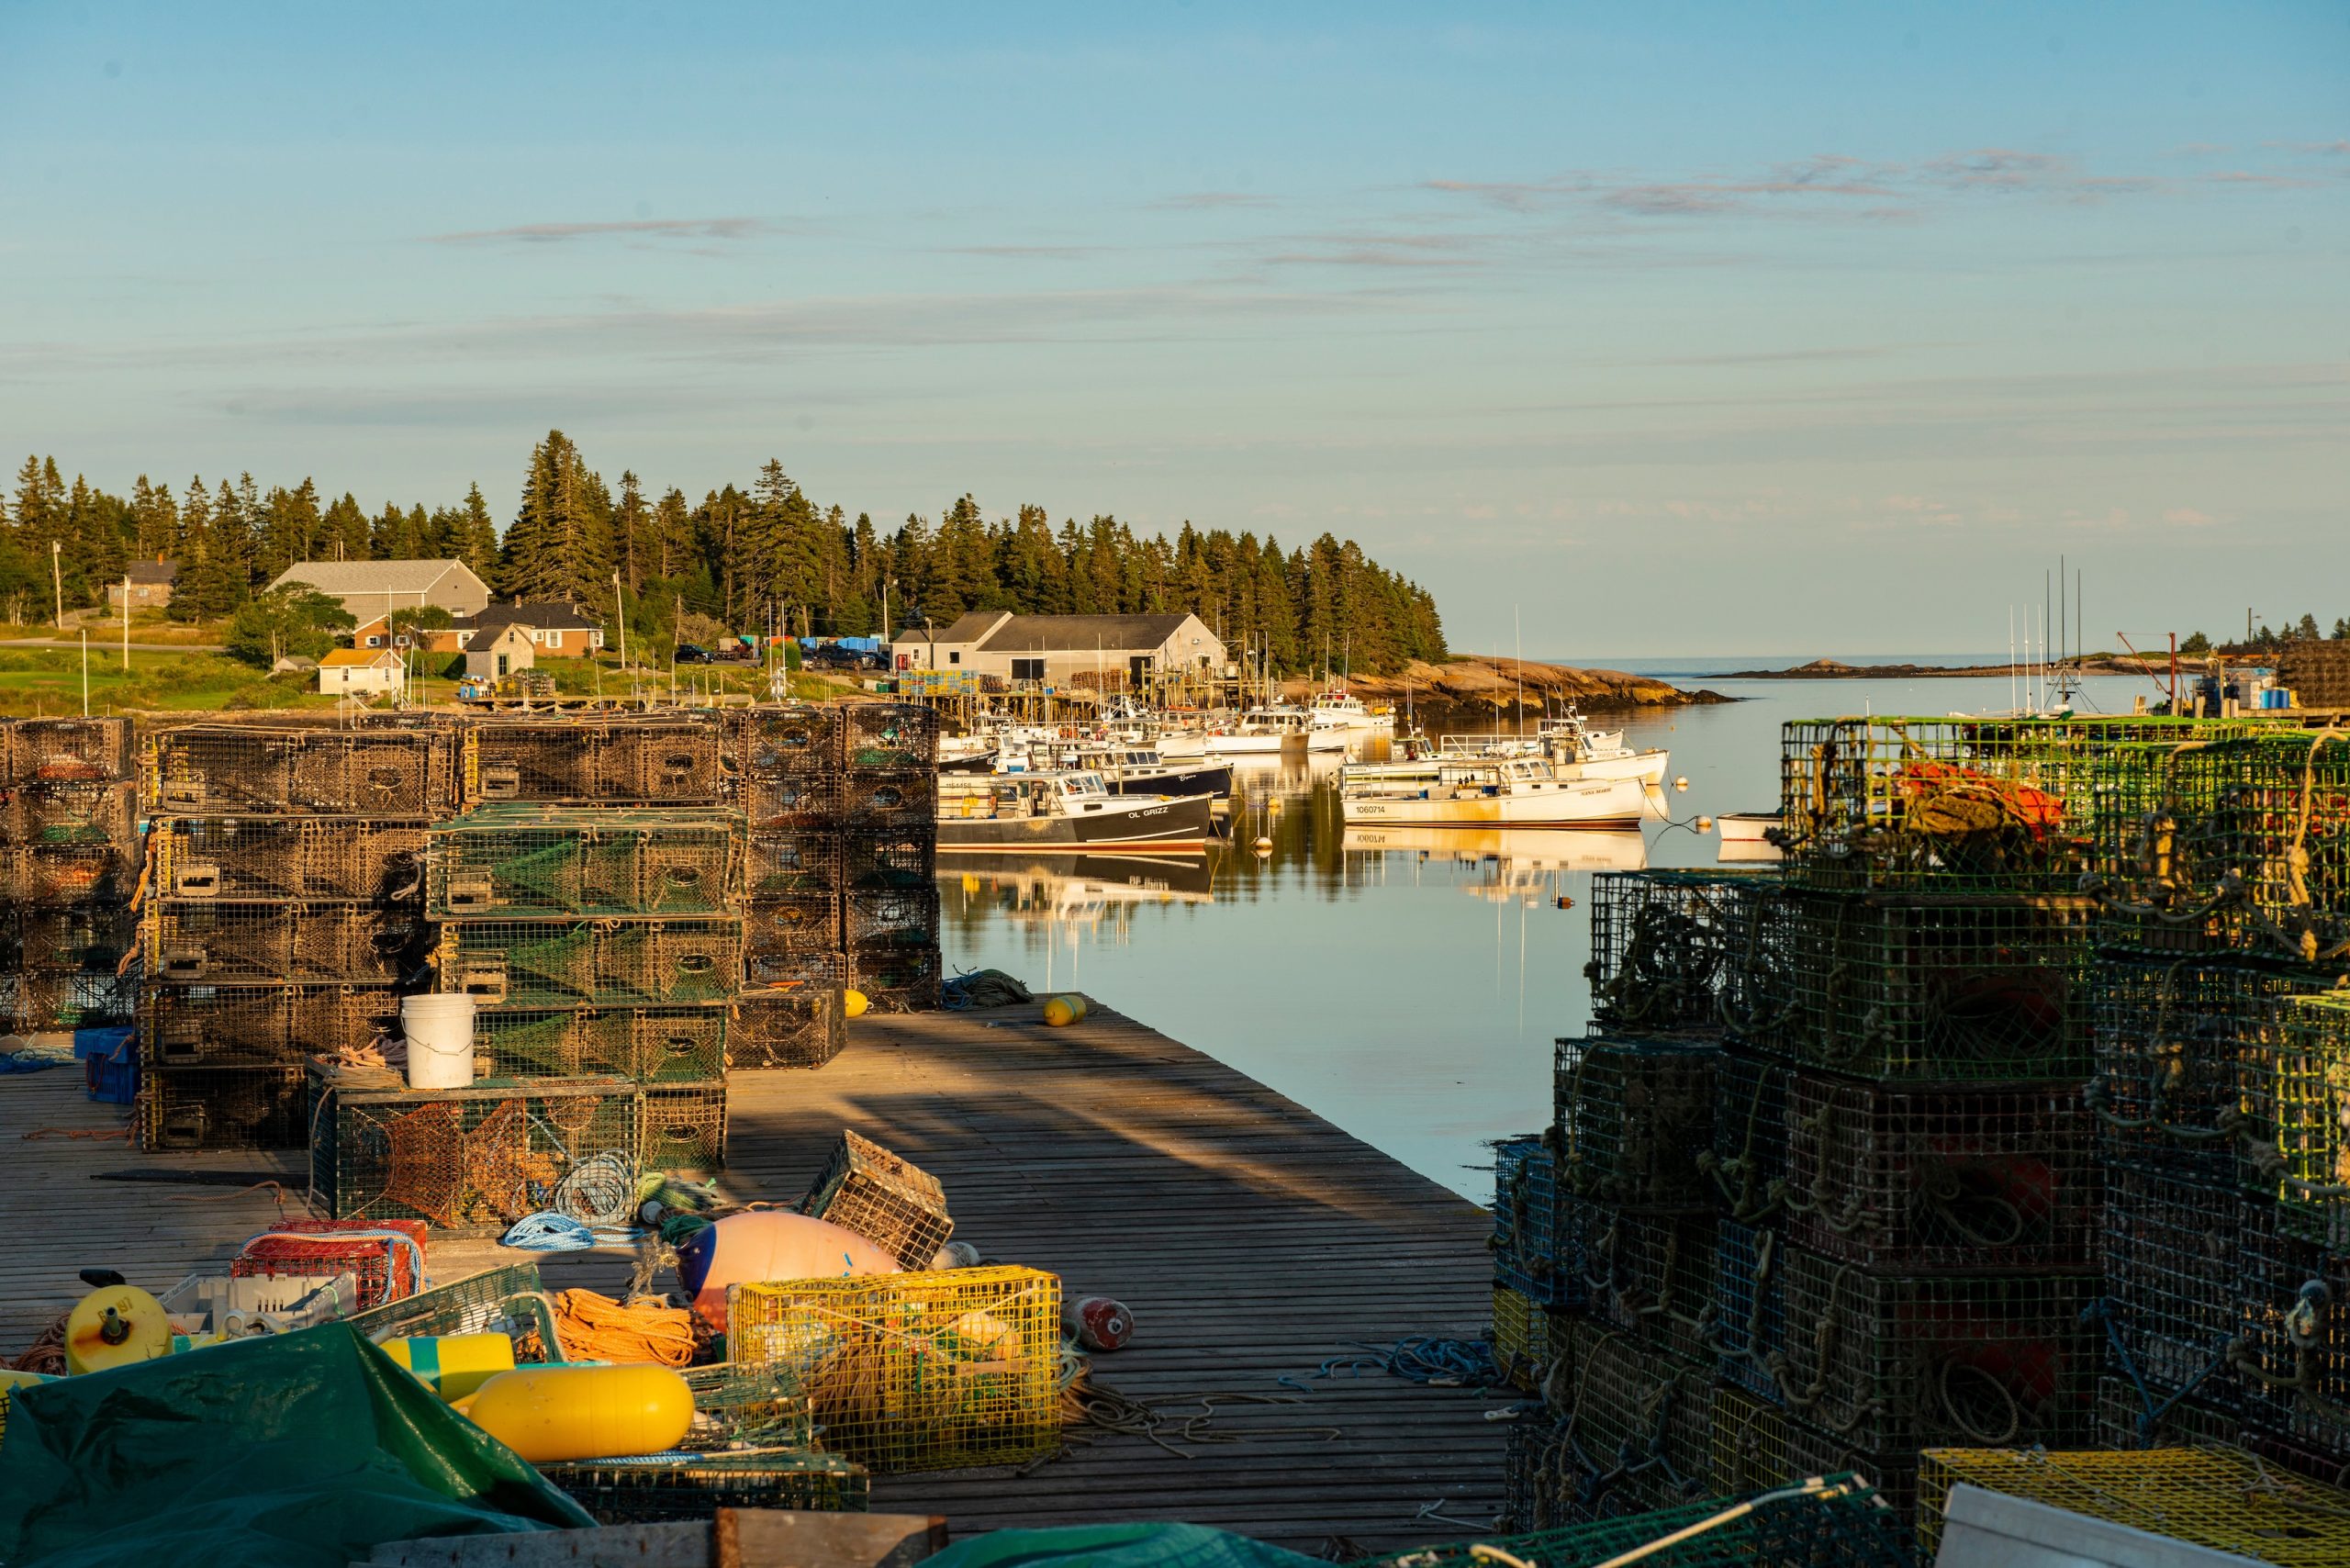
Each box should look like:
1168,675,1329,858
1696,815,1716,834
1673,775,1691,791
1253,835,1273,854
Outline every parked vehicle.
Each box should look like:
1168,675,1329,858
674,644,714,665
806,643,885,672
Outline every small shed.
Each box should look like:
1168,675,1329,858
316,647,404,698
464,623,538,680
108,559,179,611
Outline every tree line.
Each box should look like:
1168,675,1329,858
3,431,1448,673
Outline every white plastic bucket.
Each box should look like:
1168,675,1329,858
401,994,478,1090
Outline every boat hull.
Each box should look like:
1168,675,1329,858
937,791,1218,851
1102,762,1234,800
1339,776,1648,828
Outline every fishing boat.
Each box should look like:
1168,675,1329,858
1310,689,1393,733
937,770,1217,850
1338,756,1648,828
1203,705,1349,756
1000,739,1234,800
1716,811,1781,847
1341,709,1668,792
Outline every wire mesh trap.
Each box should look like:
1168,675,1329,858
800,1129,954,1268
1784,1074,2098,1271
836,770,937,829
1493,1135,1576,1305
472,1004,727,1084
309,1073,639,1226
540,1449,869,1524
1708,1380,1795,1501
729,1265,1060,1473
1919,1445,2350,1568
744,771,841,831
680,1361,819,1451
2234,1225,2350,1463
1768,1242,2098,1452
747,948,850,991
1577,1201,1717,1366
640,1083,727,1173
3,969,135,1031
728,984,846,1070
6,716,134,785
341,1261,566,1361
1492,1284,1546,1393
2248,991,2350,1247
144,982,398,1066
466,718,723,805
230,1218,430,1310
843,886,941,953
2093,1371,2241,1451
1548,1322,1717,1518
148,724,454,815
139,1065,308,1151
437,917,744,1009
0,842,140,906
1367,1472,1912,1568
6,904,136,974
729,704,840,777
1584,870,1793,1043
147,901,429,985
1778,1424,1922,1540
1,780,137,848
846,947,942,1013
842,829,934,891
2087,950,2330,1181
1776,890,2094,1082
152,816,428,902
428,806,742,917
1711,1219,1790,1406
743,894,842,960
2094,1163,2253,1417
745,829,843,895
1707,1048,1792,1225
1558,1037,1718,1211
839,703,939,771
592,721,726,803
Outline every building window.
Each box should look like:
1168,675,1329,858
1012,657,1045,681
546,632,562,649
497,653,509,676
948,651,961,665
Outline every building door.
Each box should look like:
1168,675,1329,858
1128,655,1151,689
497,653,509,676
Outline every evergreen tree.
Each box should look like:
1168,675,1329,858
498,431,613,604
613,471,651,593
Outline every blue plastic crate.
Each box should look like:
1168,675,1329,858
84,1036,138,1104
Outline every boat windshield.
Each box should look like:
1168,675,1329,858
1060,772,1111,796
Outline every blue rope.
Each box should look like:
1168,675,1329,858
2082,1296,2229,1446
499,1212,632,1251
1309,1336,1506,1390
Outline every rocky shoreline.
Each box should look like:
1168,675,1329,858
1285,655,1725,713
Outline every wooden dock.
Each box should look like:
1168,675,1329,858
0,1003,1507,1554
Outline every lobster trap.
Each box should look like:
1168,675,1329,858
467,719,723,805
728,1265,1059,1473
309,1072,640,1227
2093,1372,2240,1450
2087,950,2329,1181
745,829,844,895
1768,1243,2098,1452
728,984,846,1070
1780,1424,1921,1539
231,1218,430,1310
1707,1048,1792,1225
6,904,136,974
839,702,938,771
1492,1284,1549,1393
847,946,942,1013
1549,1324,1716,1518
147,901,429,985
640,1082,727,1173
148,723,454,815
1557,1036,1718,1211
1776,714,2255,893
836,770,936,829
1919,1445,2350,1568
1784,1074,2098,1271
743,771,840,831
749,948,850,991
341,1261,565,1361
1,780,137,847
2095,1163,2251,1416
139,1065,307,1150
680,1361,819,1451
2246,991,2350,1247
0,843,140,906
144,983,398,1066
1710,1380,1795,1500
743,894,841,960
437,917,743,1010
842,829,935,891
1585,870,1793,1042
2,969,134,1031
4,716,133,784
1777,890,2093,1081
541,1449,868,1525
800,1130,954,1269
429,806,741,918
1373,1475,1914,1568
843,886,940,954
1493,1135,1576,1305
1578,1200,1717,1367
730,704,839,777
152,816,428,902
472,1005,728,1083
2234,1225,2350,1463
1711,1219,1790,1405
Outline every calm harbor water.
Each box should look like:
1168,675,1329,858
937,666,2163,1199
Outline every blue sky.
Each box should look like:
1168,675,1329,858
2,3,2343,655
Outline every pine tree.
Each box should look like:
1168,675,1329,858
498,431,613,604
652,488,690,581
614,471,650,593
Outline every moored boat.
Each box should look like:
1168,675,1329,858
937,770,1217,850
1338,756,1649,828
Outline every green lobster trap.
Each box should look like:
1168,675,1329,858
342,1261,568,1363
436,916,743,1009
472,1004,728,1083
1585,869,1794,1043
428,805,741,917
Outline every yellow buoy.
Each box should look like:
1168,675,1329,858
843,988,869,1019
380,1332,517,1401
1252,836,1273,853
1042,993,1090,1027
454,1363,694,1463
65,1282,172,1375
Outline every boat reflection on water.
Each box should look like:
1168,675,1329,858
1337,825,1647,872
939,851,1217,932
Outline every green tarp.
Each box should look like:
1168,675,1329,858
917,1522,1326,1568
0,1322,592,1568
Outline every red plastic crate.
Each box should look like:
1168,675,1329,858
230,1218,431,1308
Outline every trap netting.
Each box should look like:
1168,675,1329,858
2091,1162,2251,1420
1557,1036,1718,1211
437,917,743,1009
428,805,741,918
1584,870,1793,1042
639,1083,727,1173
1574,1200,1716,1365
472,1004,728,1083
139,1064,307,1150
342,1260,566,1361
0,843,140,906
148,723,454,815
800,1129,954,1269
839,702,938,771
728,985,846,1070
144,982,398,1067
152,816,428,902
729,704,840,777
745,830,844,895
1,780,137,847
147,901,429,985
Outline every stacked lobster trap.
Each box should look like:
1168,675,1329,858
0,718,140,1036
138,722,450,1150
731,702,939,1051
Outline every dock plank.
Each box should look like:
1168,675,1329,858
0,1002,1507,1553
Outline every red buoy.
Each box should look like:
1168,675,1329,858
1063,1294,1134,1351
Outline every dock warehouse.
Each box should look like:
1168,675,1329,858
901,611,1226,687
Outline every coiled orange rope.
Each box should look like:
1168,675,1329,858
552,1288,697,1368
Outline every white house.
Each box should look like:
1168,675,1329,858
454,601,605,657
315,647,404,698
901,612,1225,687
268,559,493,622
464,623,540,680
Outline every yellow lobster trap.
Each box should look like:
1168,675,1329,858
729,1265,1060,1473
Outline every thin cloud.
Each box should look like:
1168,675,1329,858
426,217,778,244
946,244,1106,260
1149,191,1275,210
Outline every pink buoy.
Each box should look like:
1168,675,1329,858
1063,1294,1134,1351
675,1210,899,1330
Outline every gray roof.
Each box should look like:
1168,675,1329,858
929,610,1011,644
128,559,178,584
977,613,1197,653
268,558,486,596
465,600,602,637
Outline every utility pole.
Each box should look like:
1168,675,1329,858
121,574,130,669
611,570,627,671
50,541,62,630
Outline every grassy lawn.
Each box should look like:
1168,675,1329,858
0,646,334,716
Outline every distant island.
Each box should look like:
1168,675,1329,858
1287,654,1726,715
1718,655,2195,680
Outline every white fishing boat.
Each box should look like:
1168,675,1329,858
1001,738,1235,799
1716,811,1780,846
1310,689,1393,733
1203,704,1348,756
1339,824,1647,871
1339,756,1648,828
938,770,1217,850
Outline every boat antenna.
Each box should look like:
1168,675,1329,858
1514,605,1525,740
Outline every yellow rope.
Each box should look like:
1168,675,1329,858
552,1287,697,1367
